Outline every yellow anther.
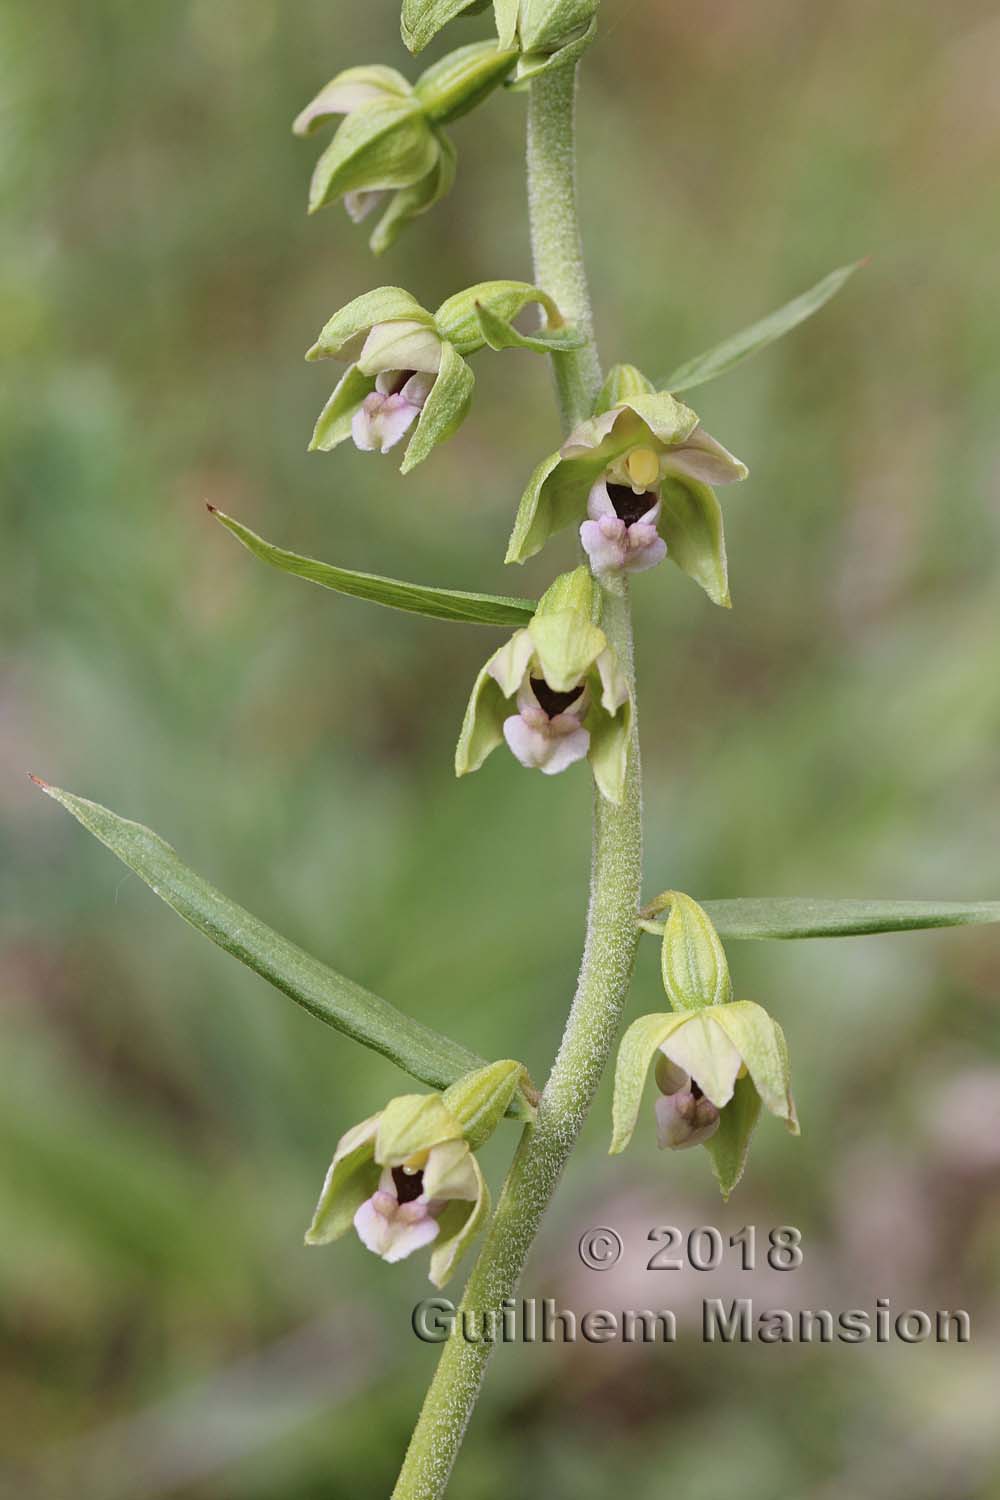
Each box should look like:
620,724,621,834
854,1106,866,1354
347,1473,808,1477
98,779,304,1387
402,1150,430,1172
626,446,660,490
737,1063,748,1081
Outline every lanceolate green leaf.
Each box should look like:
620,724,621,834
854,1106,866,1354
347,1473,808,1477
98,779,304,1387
660,261,862,395
210,509,535,628
639,896,1000,942
32,780,534,1117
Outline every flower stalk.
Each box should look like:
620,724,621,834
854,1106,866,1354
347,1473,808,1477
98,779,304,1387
390,63,643,1500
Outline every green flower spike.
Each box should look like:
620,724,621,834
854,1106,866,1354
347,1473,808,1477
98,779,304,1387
506,364,748,607
402,0,597,81
610,894,798,1197
455,567,633,803
307,281,583,474
306,1060,528,1287
293,44,516,253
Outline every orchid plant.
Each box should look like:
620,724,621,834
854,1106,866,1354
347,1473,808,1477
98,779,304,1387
32,3,1000,1497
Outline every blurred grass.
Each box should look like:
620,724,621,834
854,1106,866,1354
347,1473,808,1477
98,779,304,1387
2,0,1000,1496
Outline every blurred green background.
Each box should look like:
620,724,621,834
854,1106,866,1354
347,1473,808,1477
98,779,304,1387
3,0,1000,1495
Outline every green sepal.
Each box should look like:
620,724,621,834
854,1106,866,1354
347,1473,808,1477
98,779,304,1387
517,0,597,53
661,261,863,395
308,365,375,453
475,298,586,355
375,1093,465,1166
304,1115,380,1245
400,338,475,473
586,691,632,805
369,132,457,255
401,0,489,55
493,0,520,48
705,1075,763,1200
306,287,435,363
659,892,732,1012
509,12,597,84
415,41,518,125
596,363,656,414
429,1154,490,1287
610,1011,690,1154
505,449,600,564
455,653,512,776
434,280,566,358
442,1059,533,1148
307,98,438,214
210,509,536,628
293,66,413,136
659,474,731,608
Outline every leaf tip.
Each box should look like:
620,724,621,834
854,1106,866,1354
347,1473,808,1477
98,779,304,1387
28,771,50,791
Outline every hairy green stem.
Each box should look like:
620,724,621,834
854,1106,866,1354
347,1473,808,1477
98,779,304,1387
391,64,642,1500
526,62,603,429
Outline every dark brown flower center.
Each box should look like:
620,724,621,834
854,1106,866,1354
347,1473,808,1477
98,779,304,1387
392,1166,425,1204
607,482,655,526
530,677,584,718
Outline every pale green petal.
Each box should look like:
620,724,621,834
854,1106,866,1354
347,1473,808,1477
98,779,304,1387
307,287,434,363
293,66,413,136
428,1155,490,1287
487,628,535,697
659,1013,743,1109
357,319,443,377
422,1138,479,1200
